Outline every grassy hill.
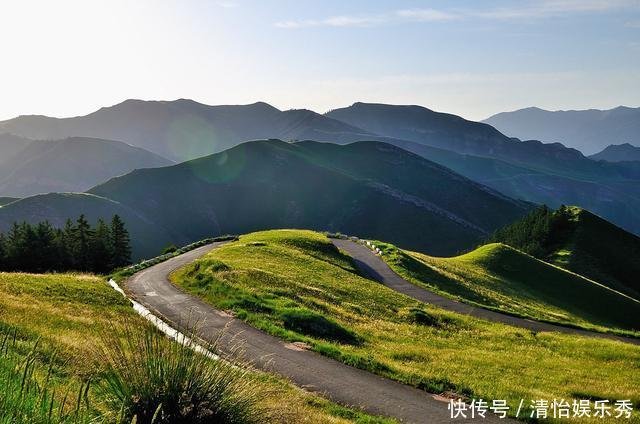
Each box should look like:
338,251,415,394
377,241,640,333
488,205,640,300
0,271,392,423
172,229,640,421
0,137,172,197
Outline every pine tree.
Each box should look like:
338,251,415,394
91,219,114,273
111,215,131,268
75,215,93,271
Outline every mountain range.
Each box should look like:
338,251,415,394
0,140,529,259
483,106,640,155
1,99,640,239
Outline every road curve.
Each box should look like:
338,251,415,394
126,242,506,424
331,239,640,346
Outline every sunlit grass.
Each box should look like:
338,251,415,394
0,270,395,423
373,242,640,335
172,229,640,422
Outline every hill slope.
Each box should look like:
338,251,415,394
172,229,640,420
0,140,529,259
88,140,528,257
483,106,640,155
487,205,640,300
0,137,172,196
326,103,640,236
590,143,640,162
379,241,640,332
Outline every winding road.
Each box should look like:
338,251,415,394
331,239,640,346
126,242,504,423
125,237,638,424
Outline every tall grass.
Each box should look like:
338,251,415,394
95,323,267,424
0,329,91,424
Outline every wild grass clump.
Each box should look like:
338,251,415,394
95,323,266,424
0,328,91,424
280,308,360,345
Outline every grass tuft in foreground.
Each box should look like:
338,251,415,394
96,323,266,424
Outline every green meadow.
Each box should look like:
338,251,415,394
375,241,640,335
173,230,640,422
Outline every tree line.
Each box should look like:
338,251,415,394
0,215,131,274
486,205,573,258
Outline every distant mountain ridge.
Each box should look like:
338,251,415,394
0,139,530,259
0,99,375,162
3,99,640,236
590,143,640,162
483,106,640,155
0,135,172,197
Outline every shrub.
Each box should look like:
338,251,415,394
95,323,266,424
279,308,360,345
161,244,178,255
404,307,457,328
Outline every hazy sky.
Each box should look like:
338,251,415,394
1,0,639,121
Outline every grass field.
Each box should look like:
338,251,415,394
374,242,640,335
173,230,640,422
0,271,394,423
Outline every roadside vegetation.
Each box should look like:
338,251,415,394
376,240,640,335
173,229,640,422
0,271,395,423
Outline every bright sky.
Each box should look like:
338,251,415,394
1,0,639,121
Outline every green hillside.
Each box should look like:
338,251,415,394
488,205,640,300
172,230,640,421
0,271,392,423
378,241,640,333
0,139,529,259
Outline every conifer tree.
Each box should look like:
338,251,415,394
91,219,114,273
75,215,93,271
111,215,131,268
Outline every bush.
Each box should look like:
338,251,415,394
95,323,266,424
161,244,178,255
279,308,360,345
404,307,457,328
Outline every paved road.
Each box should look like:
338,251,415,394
126,242,506,423
331,239,640,346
